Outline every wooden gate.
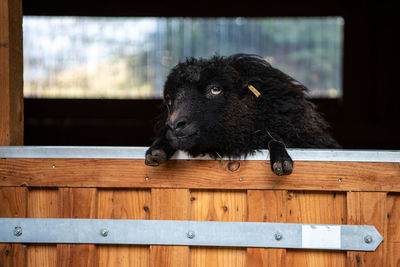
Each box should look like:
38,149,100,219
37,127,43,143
0,147,399,267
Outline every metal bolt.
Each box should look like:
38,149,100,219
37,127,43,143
14,226,22,236
100,229,109,237
145,177,150,181
187,231,195,239
275,232,283,241
52,164,56,169
364,235,373,244
239,177,244,181
338,178,343,183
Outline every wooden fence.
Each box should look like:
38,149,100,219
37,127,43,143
0,148,399,267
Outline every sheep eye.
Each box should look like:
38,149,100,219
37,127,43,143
210,86,222,95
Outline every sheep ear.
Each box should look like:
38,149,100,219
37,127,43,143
230,66,240,79
229,66,251,98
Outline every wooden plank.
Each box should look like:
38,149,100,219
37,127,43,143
1,159,399,192
286,191,346,267
57,188,97,267
387,194,400,267
190,190,247,267
0,187,27,267
247,190,286,267
97,189,150,267
27,189,59,267
347,192,387,267
150,189,190,267
0,0,23,145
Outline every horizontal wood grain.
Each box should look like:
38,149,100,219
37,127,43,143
0,159,399,191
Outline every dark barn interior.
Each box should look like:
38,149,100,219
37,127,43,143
23,0,400,149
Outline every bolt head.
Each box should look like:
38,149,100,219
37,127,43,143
14,227,22,236
187,231,195,239
364,235,373,244
100,229,109,237
275,232,283,241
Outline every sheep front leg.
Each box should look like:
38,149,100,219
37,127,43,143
268,140,294,176
145,137,176,166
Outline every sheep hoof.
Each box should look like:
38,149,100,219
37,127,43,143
272,159,293,176
145,148,167,166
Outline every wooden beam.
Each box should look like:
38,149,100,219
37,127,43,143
150,189,190,267
58,188,97,267
0,159,399,192
0,0,23,145
27,189,59,266
0,187,27,267
347,192,387,266
190,190,247,267
247,190,286,267
97,189,150,267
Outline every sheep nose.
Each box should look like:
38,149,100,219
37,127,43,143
168,118,187,135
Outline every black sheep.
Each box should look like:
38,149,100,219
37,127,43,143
145,54,340,175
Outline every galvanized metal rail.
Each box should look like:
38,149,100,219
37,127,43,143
0,218,383,251
0,146,399,162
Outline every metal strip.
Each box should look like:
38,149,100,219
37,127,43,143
0,218,383,251
0,146,399,162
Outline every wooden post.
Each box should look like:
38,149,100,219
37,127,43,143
150,189,190,267
0,187,27,267
97,189,151,267
58,188,97,267
0,0,23,145
247,190,287,267
347,192,387,266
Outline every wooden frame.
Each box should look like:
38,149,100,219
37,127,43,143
1,159,400,192
0,155,399,266
0,0,23,146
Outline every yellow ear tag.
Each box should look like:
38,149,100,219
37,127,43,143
248,84,261,98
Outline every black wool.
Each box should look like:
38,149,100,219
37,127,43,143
146,54,340,175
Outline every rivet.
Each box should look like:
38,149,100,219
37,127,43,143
100,229,109,237
187,231,195,239
275,232,283,241
14,226,22,237
52,164,56,169
364,235,373,244
338,178,343,183
239,177,244,181
145,177,150,181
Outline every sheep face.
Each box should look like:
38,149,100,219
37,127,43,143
163,58,240,153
